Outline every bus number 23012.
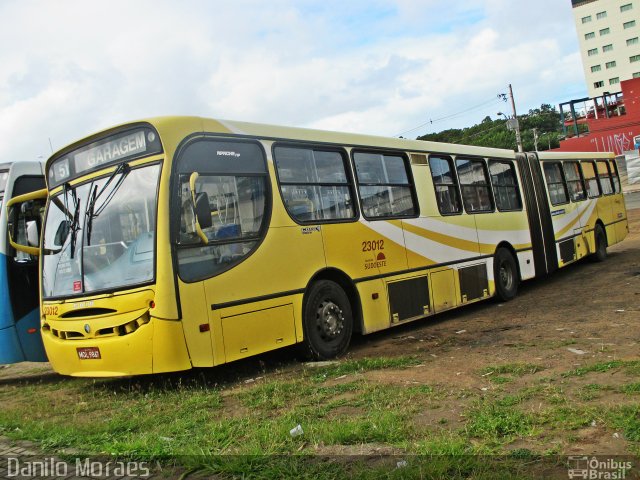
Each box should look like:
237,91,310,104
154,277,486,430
362,240,384,252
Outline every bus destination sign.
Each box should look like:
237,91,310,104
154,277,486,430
48,126,162,187
75,131,146,172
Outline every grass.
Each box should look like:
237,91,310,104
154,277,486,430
562,360,640,377
304,356,423,382
1,351,639,477
621,383,640,394
606,405,640,441
465,403,535,443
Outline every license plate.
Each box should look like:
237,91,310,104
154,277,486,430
77,347,101,360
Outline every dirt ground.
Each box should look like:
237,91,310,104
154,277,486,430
342,205,640,455
2,200,639,457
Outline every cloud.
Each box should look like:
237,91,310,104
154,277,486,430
0,0,585,163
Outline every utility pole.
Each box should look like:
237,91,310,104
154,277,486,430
533,128,539,151
508,84,523,153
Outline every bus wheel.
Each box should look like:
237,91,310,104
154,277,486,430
301,280,353,360
494,248,519,302
592,225,608,262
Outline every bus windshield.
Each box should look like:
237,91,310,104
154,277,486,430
42,163,160,298
0,169,8,208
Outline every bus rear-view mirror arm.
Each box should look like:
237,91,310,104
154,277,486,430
188,172,210,245
6,187,48,256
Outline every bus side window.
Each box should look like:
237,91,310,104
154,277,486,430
609,160,621,193
176,173,267,281
455,157,493,213
563,161,587,202
488,160,522,211
597,161,614,195
353,152,417,219
543,162,569,206
274,146,355,223
430,156,462,215
581,161,601,198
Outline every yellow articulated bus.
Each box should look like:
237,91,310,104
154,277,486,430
8,117,628,377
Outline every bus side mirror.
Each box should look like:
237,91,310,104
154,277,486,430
194,192,213,229
6,188,48,257
188,172,210,245
54,220,71,247
26,221,39,247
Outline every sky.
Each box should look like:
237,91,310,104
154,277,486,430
0,0,587,163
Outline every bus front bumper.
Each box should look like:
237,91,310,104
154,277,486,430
42,317,191,377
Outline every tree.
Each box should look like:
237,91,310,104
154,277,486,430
416,104,563,151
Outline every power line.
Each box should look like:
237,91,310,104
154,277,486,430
395,94,507,138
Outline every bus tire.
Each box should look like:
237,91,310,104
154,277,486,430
494,248,519,302
592,225,607,262
300,280,353,361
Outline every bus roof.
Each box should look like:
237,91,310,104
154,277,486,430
46,115,518,171
46,116,618,173
535,150,615,161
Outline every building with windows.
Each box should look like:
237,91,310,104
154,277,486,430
572,0,640,97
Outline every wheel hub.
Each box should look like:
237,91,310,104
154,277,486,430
316,301,344,340
499,263,513,289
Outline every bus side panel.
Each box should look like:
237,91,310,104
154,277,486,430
357,279,390,334
321,221,408,281
220,304,297,363
402,216,481,270
15,310,47,362
0,254,14,331
151,319,192,374
203,225,324,361
613,193,629,244
178,281,214,367
0,326,24,364
596,195,617,246
430,268,458,313
611,160,629,244
548,198,586,268
474,211,533,282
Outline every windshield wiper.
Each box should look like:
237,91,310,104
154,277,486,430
61,182,81,258
86,163,130,246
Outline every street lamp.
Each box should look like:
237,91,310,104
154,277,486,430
497,84,524,153
497,111,523,153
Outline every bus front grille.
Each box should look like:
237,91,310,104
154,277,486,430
45,314,150,340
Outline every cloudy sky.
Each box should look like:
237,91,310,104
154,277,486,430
0,0,586,163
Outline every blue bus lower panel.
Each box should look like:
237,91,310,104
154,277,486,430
0,309,47,364
0,324,25,364
0,254,13,330
16,309,47,362
0,251,47,363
